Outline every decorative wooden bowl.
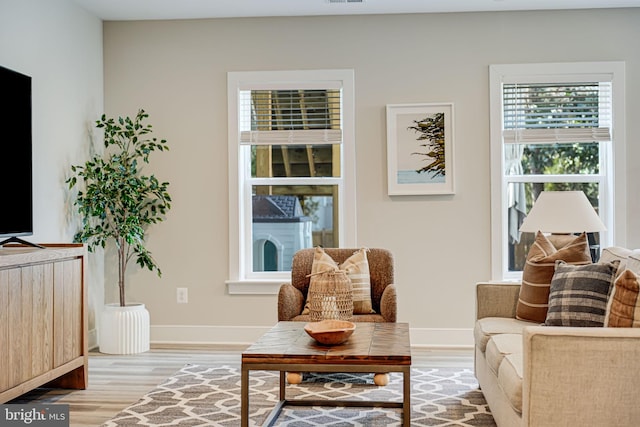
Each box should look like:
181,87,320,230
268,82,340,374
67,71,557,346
304,319,356,345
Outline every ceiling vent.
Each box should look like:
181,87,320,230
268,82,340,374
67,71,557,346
328,0,364,3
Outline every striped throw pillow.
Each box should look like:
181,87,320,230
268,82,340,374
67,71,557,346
516,232,592,323
340,248,375,314
544,260,618,327
606,269,640,327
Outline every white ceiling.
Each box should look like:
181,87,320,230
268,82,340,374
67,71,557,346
72,0,640,21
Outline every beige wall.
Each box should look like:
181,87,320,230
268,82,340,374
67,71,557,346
102,9,640,347
0,0,104,347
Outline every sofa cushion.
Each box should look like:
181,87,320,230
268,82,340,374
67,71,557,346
600,247,640,278
517,232,591,323
600,246,634,261
606,269,640,327
485,334,522,376
628,251,640,275
474,317,532,353
544,260,618,327
497,353,523,414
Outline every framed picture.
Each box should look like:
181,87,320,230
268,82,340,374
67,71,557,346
386,103,455,196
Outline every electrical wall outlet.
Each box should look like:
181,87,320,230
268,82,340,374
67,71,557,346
176,287,188,304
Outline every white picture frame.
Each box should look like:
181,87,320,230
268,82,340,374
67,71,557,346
386,103,455,196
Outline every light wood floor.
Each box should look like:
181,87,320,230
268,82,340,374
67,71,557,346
9,345,474,427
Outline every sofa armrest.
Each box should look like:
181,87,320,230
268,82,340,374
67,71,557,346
277,283,305,321
379,284,397,322
476,282,520,320
523,326,640,427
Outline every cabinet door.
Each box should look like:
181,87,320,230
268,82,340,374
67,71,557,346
0,264,54,389
25,263,54,377
53,258,83,367
0,269,9,391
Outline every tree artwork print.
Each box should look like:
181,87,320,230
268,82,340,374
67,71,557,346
387,103,454,195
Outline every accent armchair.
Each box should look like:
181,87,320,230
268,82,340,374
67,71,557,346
278,248,397,322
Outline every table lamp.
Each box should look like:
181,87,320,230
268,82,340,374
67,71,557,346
519,190,606,261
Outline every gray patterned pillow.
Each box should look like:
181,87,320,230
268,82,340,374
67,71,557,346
544,260,619,327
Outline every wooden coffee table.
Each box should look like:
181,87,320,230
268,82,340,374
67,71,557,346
241,321,412,426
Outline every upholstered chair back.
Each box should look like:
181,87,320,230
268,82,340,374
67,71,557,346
290,248,394,314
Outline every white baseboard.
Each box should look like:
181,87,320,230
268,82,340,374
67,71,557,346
151,325,474,349
409,327,474,349
88,328,98,350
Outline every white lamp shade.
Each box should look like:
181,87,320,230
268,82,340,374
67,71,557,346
519,191,606,234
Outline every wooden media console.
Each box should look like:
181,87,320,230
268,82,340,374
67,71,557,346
0,243,88,403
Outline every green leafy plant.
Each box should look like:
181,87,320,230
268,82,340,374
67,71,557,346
67,109,172,307
409,112,446,177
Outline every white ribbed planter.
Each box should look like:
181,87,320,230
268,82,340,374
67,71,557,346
99,303,150,354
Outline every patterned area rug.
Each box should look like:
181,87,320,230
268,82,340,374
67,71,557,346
102,365,496,426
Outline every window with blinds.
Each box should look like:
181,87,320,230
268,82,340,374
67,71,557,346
489,62,625,281
227,70,356,289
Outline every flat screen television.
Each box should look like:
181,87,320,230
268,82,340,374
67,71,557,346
0,65,35,246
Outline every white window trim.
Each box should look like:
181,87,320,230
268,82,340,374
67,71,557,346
489,62,627,281
226,70,357,294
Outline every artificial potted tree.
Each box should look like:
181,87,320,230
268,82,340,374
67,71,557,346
68,109,171,354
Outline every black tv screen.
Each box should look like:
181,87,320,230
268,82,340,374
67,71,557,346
0,65,33,239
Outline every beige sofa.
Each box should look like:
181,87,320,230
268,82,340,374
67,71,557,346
475,281,640,427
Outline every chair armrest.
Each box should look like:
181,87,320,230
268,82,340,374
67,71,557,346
278,283,305,321
380,284,397,322
523,326,640,426
476,282,520,320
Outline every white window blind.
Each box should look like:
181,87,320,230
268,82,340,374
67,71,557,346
502,82,612,144
239,89,342,145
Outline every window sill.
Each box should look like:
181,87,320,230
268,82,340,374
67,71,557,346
226,279,284,295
